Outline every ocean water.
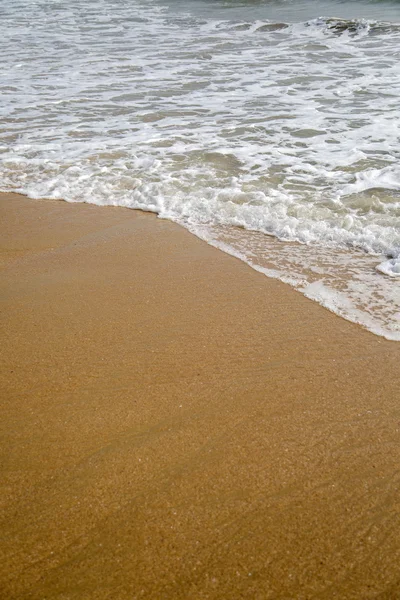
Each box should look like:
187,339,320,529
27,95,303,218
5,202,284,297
1,0,399,339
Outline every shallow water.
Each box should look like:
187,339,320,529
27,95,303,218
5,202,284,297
1,0,399,338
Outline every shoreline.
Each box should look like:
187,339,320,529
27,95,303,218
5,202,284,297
1,191,400,599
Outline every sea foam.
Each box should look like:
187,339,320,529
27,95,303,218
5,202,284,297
0,0,399,339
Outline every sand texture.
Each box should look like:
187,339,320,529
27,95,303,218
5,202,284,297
1,192,400,599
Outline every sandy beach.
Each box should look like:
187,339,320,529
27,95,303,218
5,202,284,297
1,191,400,599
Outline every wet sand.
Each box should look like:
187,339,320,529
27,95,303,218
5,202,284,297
1,191,400,599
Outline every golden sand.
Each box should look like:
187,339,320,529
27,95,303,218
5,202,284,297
1,192,400,599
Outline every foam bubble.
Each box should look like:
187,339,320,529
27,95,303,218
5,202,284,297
377,257,400,277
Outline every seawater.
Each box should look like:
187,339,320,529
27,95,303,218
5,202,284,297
1,0,399,339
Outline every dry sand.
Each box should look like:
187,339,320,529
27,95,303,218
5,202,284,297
1,191,400,599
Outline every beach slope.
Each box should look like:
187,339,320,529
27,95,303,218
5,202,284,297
1,192,399,599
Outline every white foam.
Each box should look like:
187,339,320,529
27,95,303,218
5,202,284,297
0,0,399,339
303,280,400,340
377,257,400,277
340,166,400,196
